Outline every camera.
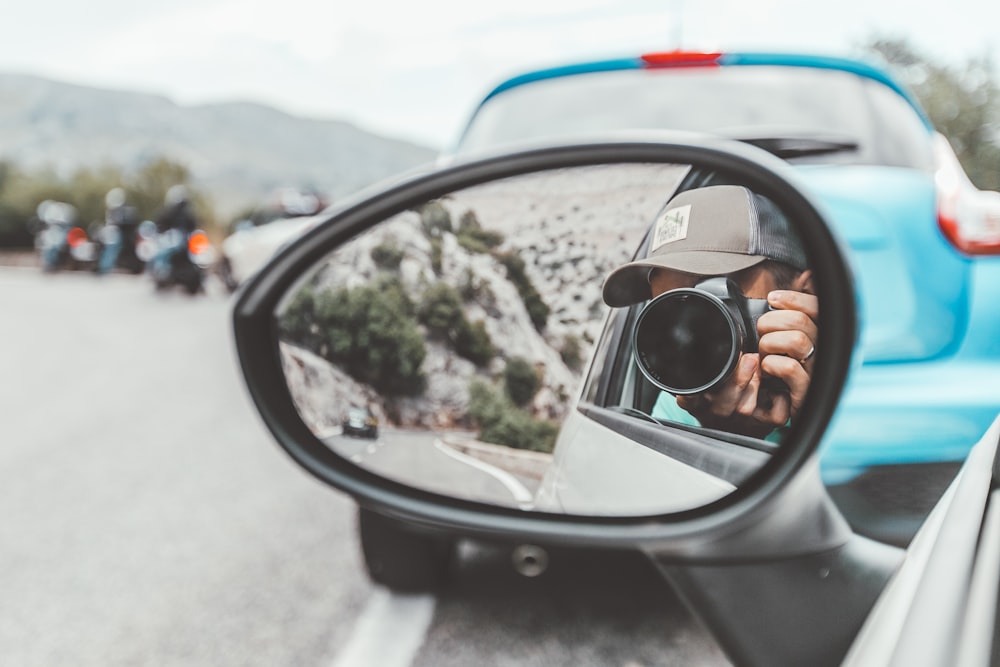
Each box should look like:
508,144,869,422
632,277,777,395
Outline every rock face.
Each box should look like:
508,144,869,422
281,162,686,430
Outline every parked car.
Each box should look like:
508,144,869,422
217,214,323,292
444,50,1000,546
232,139,1000,667
216,188,328,292
342,406,379,439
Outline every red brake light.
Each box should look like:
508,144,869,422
640,51,722,68
67,227,87,248
934,134,1000,255
188,231,210,255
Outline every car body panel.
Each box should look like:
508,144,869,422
220,214,323,288
794,165,969,363
534,410,734,515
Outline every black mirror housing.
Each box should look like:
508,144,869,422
232,137,859,561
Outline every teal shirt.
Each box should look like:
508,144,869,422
651,391,787,444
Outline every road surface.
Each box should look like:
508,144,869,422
0,267,729,666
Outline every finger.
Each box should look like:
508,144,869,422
753,390,790,426
708,354,759,418
757,308,818,345
761,354,811,417
759,329,815,365
768,290,819,322
734,367,761,417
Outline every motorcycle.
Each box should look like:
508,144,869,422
94,209,147,275
148,227,216,295
33,201,99,273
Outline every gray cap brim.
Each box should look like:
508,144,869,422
602,252,766,307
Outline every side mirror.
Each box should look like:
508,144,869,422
232,138,858,555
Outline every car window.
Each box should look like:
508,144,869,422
577,181,817,453
457,65,934,171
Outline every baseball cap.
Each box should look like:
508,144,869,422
602,185,807,307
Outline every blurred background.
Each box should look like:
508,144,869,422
1,3,997,666
0,0,997,249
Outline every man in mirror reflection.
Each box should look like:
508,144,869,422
603,185,817,442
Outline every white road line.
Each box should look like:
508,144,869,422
434,439,535,509
330,588,436,667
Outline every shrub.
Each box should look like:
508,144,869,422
418,282,465,338
370,238,405,270
418,200,452,238
419,281,495,366
429,237,442,275
481,410,558,454
279,276,426,396
456,210,505,254
454,319,495,366
466,379,557,453
459,268,497,309
504,357,540,407
496,252,550,331
279,286,323,351
559,334,584,372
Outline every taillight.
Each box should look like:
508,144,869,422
67,227,88,248
935,133,1000,255
640,51,722,68
188,231,210,255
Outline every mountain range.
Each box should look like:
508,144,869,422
0,73,438,216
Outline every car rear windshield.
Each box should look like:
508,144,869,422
456,65,933,170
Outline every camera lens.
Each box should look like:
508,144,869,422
634,292,738,394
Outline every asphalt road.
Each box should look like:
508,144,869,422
328,429,540,509
0,267,729,667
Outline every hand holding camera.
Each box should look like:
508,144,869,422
633,277,818,439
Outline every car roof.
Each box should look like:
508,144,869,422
471,51,932,131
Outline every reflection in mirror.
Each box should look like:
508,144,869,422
274,165,816,517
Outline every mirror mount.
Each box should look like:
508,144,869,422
656,533,902,667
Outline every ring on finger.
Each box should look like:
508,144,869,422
800,345,815,363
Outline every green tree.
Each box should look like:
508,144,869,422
417,200,452,238
459,267,494,305
456,210,505,254
454,319,495,366
504,357,540,407
279,286,323,351
127,157,192,218
67,164,125,226
371,238,405,270
279,276,426,396
864,37,1000,190
496,251,550,331
418,281,495,366
429,237,443,275
419,282,466,336
559,334,584,372
0,155,220,248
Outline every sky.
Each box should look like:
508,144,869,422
2,0,997,150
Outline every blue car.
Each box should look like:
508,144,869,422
447,51,1000,545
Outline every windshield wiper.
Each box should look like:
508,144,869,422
737,136,860,159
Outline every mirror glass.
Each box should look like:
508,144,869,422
274,163,818,516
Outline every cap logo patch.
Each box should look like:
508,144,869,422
651,205,691,251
